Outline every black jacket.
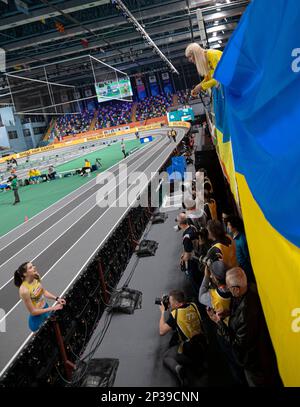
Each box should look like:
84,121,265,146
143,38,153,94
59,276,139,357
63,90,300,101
216,284,274,371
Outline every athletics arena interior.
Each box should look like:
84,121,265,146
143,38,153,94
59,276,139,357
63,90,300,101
0,0,299,394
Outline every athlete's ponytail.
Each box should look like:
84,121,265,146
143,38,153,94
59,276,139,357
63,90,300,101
14,262,29,287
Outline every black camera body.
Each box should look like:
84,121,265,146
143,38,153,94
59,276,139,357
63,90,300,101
200,251,221,267
155,294,170,311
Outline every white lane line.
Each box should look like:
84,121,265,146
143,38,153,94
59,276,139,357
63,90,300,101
0,139,165,289
0,135,174,323
0,134,160,250
0,128,186,377
0,138,161,272
0,131,158,245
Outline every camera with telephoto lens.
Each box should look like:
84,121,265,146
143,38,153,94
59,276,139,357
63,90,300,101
199,251,221,268
155,294,170,311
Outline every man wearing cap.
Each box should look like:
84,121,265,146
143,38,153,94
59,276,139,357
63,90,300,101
199,260,231,318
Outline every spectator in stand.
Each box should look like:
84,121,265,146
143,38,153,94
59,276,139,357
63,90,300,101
55,110,94,137
226,216,254,282
136,94,172,121
95,101,132,129
176,89,193,105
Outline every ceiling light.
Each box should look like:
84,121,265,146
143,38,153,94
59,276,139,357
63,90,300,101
218,40,222,44
213,32,217,37
214,20,219,25
217,8,221,11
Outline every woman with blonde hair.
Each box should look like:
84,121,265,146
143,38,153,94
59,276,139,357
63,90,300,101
185,43,223,96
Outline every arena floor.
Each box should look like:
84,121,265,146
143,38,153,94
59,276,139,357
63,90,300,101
0,127,186,377
0,138,144,236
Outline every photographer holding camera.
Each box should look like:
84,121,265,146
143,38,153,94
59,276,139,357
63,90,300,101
199,260,231,319
158,290,206,386
205,219,238,268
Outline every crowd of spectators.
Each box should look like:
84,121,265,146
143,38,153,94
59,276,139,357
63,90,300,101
95,101,132,129
158,133,281,387
54,110,94,137
52,91,192,138
176,89,193,105
136,94,173,121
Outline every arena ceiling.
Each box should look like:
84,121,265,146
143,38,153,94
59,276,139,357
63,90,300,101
0,0,250,75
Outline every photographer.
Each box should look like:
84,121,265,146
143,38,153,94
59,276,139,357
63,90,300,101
159,290,206,386
199,260,231,318
176,213,201,294
206,219,237,268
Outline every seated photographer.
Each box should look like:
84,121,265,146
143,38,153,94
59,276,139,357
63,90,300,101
48,165,56,181
207,267,280,387
199,260,231,319
159,290,206,386
80,159,92,176
206,219,237,268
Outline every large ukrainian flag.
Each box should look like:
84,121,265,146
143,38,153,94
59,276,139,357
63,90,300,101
213,0,300,386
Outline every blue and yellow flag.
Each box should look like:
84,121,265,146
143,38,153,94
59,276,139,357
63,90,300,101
213,0,300,386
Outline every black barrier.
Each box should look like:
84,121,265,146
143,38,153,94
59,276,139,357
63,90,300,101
0,133,189,387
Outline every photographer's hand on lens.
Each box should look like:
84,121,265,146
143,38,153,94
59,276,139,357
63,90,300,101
160,304,166,314
204,265,211,278
206,306,221,323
